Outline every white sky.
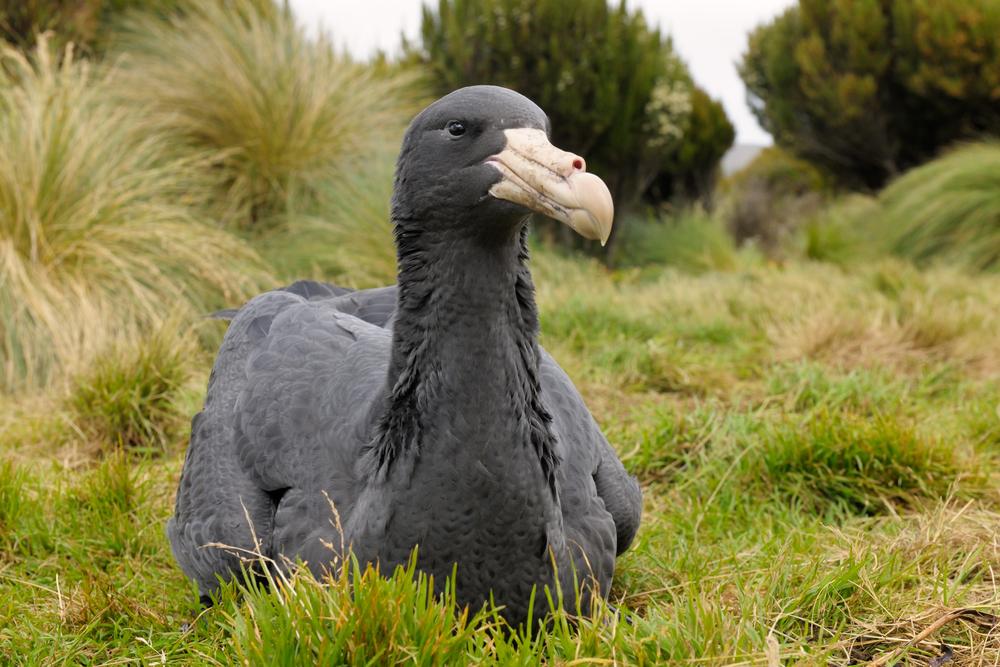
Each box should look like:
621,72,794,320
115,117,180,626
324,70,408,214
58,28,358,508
287,0,795,145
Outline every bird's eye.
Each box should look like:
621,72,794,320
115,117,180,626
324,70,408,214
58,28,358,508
446,120,466,137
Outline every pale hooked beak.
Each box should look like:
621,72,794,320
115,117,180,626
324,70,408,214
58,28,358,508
485,129,614,245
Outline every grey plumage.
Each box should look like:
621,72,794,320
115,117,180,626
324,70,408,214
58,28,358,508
168,86,641,624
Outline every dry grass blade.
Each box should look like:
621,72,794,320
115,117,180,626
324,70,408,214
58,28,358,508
0,37,269,393
867,609,999,666
110,0,420,229
877,141,1000,272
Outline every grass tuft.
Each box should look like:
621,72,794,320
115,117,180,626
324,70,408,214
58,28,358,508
260,145,400,286
0,460,27,541
616,208,742,273
877,141,1000,271
68,323,195,453
112,0,419,229
753,411,975,516
0,37,267,393
223,555,487,665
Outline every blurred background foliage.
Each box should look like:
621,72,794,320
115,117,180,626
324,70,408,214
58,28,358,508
740,0,1000,190
0,0,242,55
411,0,735,250
0,0,997,392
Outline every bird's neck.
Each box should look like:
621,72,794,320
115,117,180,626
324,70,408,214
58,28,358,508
368,223,558,492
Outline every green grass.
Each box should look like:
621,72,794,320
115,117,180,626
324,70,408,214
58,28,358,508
800,142,1000,273
615,208,745,273
2,1,999,662
878,142,1000,272
2,253,998,664
68,323,196,455
258,142,400,287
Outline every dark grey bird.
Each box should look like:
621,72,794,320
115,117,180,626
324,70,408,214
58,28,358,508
168,85,642,625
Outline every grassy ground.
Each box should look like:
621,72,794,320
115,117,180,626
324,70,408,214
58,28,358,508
1,250,997,665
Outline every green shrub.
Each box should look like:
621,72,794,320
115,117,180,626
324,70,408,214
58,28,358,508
112,0,420,229
414,0,732,251
617,209,739,273
740,0,1000,189
876,141,1000,271
647,86,735,205
800,194,877,266
0,39,267,392
69,325,194,453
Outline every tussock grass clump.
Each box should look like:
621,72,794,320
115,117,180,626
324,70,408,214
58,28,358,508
224,557,485,665
0,40,267,392
67,452,152,558
801,194,878,266
113,0,419,228
878,141,1000,272
616,209,742,273
753,411,973,516
261,146,399,286
68,324,195,453
222,553,650,665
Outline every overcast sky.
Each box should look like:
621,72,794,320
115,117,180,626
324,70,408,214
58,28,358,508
287,0,795,145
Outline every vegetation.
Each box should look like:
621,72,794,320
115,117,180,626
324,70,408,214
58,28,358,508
414,0,733,249
112,0,419,229
2,0,1000,664
0,0,184,54
68,322,195,454
2,254,998,663
740,0,1000,189
615,208,743,273
721,145,830,251
0,39,266,392
877,141,1000,271
794,141,1000,272
646,86,735,206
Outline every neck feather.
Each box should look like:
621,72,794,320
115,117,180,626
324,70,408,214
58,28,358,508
366,222,558,493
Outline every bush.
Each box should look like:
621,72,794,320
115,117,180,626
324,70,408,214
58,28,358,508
112,0,419,229
721,147,830,251
876,141,1000,271
414,0,732,250
0,0,189,55
0,39,266,392
740,0,1000,189
646,87,735,206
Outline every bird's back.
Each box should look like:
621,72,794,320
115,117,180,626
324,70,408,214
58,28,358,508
170,281,640,611
168,284,392,596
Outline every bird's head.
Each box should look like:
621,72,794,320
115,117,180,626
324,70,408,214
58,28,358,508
391,85,613,245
